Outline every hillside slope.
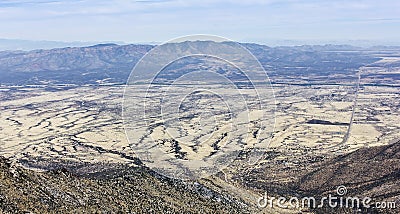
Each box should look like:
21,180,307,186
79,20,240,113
0,157,249,213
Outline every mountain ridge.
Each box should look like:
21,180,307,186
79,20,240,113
0,42,381,86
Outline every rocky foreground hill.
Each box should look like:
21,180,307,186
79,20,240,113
1,140,399,213
239,139,400,213
0,157,250,213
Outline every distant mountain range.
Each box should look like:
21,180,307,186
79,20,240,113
2,38,399,51
0,43,152,85
0,42,388,86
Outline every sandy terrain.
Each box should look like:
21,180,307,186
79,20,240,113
0,81,397,172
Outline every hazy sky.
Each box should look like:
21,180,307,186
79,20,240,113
0,0,399,44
